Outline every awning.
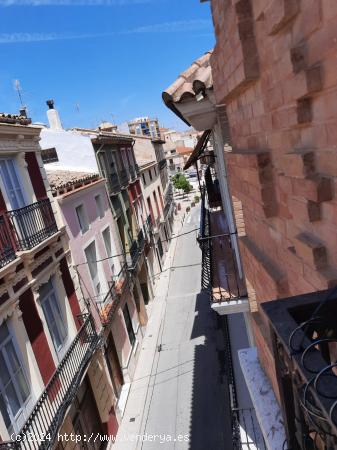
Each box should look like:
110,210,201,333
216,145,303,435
183,129,212,170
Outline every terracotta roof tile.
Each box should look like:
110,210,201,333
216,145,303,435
46,170,100,192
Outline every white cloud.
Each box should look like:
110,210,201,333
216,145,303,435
0,20,212,44
0,0,150,5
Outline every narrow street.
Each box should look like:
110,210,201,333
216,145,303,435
115,205,234,450
140,205,233,450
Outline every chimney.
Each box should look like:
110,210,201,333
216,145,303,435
46,99,63,130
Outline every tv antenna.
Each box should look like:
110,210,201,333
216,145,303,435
14,80,28,116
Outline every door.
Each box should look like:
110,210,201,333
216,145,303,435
105,334,123,399
70,377,105,450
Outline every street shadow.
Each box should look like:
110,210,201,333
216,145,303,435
188,292,234,450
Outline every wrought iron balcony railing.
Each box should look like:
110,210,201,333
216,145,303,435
159,159,167,170
96,265,129,326
7,199,58,251
0,314,98,450
198,186,246,304
110,172,121,193
119,168,129,187
263,289,337,450
0,215,16,268
127,240,139,270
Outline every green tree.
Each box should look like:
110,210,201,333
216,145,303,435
172,173,192,197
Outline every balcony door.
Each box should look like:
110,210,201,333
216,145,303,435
0,158,26,210
0,321,32,435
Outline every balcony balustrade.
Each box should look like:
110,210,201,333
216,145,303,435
198,187,247,314
7,199,58,252
126,229,145,271
263,289,337,450
0,215,16,268
110,172,121,193
96,265,129,326
0,314,98,450
119,168,129,187
159,159,167,170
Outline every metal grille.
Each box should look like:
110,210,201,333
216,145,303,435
7,199,58,251
0,315,98,450
0,215,16,268
110,172,121,193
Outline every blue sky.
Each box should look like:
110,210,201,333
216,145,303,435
0,0,214,130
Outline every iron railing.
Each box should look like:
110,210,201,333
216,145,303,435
127,240,139,270
119,168,129,187
96,265,129,326
159,159,167,170
0,314,98,450
110,172,121,193
198,186,245,303
7,199,58,251
263,289,337,450
0,215,16,268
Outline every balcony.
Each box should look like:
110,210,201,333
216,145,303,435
126,230,145,271
262,289,337,449
159,159,167,170
119,168,129,187
110,172,121,194
205,166,222,209
0,314,98,450
163,185,174,219
0,215,16,268
97,265,129,326
7,199,58,251
199,188,248,315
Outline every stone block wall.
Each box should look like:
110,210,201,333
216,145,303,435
210,0,337,388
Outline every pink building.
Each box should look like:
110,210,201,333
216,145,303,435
47,169,142,426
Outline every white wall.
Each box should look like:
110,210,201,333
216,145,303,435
40,128,98,173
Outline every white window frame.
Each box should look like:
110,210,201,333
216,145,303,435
39,277,67,355
84,240,102,297
0,321,31,434
94,194,105,220
0,157,27,211
75,203,89,234
102,226,115,275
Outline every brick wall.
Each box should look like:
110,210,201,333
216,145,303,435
211,0,337,383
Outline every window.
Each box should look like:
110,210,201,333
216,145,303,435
102,227,114,274
85,241,101,295
94,194,104,219
75,204,89,234
0,321,30,432
0,158,25,210
123,304,135,347
154,166,157,176
39,278,67,352
142,174,146,185
149,169,153,181
171,150,176,154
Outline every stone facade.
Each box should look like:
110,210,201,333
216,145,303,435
210,0,337,395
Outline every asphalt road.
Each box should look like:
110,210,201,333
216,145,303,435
140,205,233,450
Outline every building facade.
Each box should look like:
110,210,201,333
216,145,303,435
0,116,100,448
163,1,337,448
47,171,142,430
128,117,161,139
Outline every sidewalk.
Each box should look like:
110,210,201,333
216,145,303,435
111,210,185,450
